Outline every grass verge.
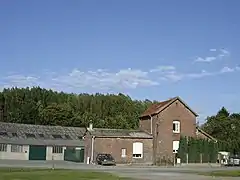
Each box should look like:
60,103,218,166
0,168,132,180
199,170,240,177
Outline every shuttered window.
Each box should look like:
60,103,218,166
173,141,179,153
121,148,126,157
133,142,143,158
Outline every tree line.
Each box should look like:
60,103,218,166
0,87,156,129
0,87,239,153
201,107,240,154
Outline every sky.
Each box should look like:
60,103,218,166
0,0,240,123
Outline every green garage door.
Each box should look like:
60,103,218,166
29,145,46,160
64,147,85,163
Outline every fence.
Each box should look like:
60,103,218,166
176,136,229,164
155,155,175,166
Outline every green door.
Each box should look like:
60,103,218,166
29,145,46,160
79,148,84,162
64,147,84,163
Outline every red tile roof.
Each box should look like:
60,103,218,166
140,96,198,118
140,98,174,117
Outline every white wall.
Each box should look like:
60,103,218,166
46,146,66,160
0,144,29,160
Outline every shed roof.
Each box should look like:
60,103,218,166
140,96,198,118
89,128,152,139
196,127,218,142
0,122,86,146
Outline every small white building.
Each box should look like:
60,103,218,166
0,122,86,162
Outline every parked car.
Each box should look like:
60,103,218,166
227,155,240,166
96,153,116,166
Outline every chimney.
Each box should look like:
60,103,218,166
88,123,93,131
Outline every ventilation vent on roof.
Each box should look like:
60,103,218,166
65,134,72,139
38,134,44,138
25,133,36,138
12,133,18,137
52,134,62,139
0,132,8,137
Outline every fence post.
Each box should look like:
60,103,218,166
186,153,189,164
200,153,203,163
173,155,176,166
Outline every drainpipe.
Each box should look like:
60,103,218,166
150,115,153,134
91,136,95,164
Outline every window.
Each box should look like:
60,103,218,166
25,133,36,138
173,141,179,153
0,144,7,152
173,120,180,133
133,142,143,158
12,133,18,137
11,145,23,153
121,148,126,157
52,134,62,139
0,132,8,137
52,146,63,154
38,134,44,138
64,134,72,139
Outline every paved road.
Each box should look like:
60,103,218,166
0,160,239,180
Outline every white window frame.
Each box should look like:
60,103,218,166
0,144,7,152
173,140,179,154
121,148,126,158
52,146,63,154
11,144,23,153
132,142,143,159
173,120,180,133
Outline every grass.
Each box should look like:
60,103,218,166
199,170,240,177
0,168,132,180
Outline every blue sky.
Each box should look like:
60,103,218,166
0,0,240,123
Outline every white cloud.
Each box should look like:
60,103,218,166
194,48,230,63
186,70,213,78
150,65,176,72
0,65,239,92
220,66,235,73
2,75,40,88
43,68,159,91
220,49,230,56
210,49,217,52
194,56,217,62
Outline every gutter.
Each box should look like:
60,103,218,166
91,135,95,164
93,136,152,139
150,115,153,134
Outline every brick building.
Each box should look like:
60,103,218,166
0,96,213,164
85,96,213,165
84,128,153,164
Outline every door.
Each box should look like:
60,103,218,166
29,145,46,160
64,147,84,163
79,148,84,163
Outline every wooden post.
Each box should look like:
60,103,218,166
200,153,203,163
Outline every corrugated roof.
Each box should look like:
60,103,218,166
90,128,152,138
0,122,86,146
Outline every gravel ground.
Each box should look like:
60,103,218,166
0,160,239,180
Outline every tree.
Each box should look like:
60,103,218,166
202,107,240,153
0,87,157,129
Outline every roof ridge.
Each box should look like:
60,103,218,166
0,121,86,129
93,128,140,131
